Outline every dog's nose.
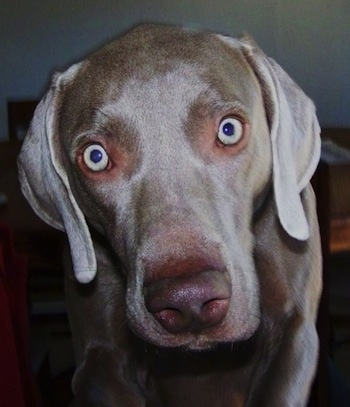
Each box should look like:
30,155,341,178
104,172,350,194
144,270,231,334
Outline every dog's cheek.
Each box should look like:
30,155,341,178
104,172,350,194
64,168,113,235
209,162,261,336
249,92,273,199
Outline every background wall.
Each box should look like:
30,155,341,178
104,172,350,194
1,0,349,139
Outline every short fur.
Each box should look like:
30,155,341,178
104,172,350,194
18,24,322,406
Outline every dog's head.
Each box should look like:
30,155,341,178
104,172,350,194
18,24,320,350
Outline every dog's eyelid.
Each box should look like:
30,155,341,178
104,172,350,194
72,131,112,157
71,132,94,155
74,131,106,146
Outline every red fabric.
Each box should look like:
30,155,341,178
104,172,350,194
0,223,39,407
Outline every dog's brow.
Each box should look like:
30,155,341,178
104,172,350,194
212,101,249,117
193,96,250,121
70,132,99,154
95,107,110,119
69,108,139,158
93,107,131,132
92,107,119,126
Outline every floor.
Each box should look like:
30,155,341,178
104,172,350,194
28,252,350,406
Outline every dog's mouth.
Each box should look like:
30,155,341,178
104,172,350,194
135,335,258,376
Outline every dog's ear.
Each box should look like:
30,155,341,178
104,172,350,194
222,35,321,240
17,65,97,283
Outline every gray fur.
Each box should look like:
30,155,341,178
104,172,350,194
18,24,321,406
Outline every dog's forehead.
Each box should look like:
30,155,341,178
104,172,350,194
59,25,257,142
84,24,245,81
100,63,209,130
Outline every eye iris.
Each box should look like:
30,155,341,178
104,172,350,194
90,149,103,163
223,122,235,136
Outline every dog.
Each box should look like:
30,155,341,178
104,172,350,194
18,24,322,406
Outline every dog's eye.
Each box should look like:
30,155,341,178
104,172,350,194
217,117,243,146
83,144,109,171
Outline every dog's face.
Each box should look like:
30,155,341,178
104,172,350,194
56,26,271,349
18,25,320,351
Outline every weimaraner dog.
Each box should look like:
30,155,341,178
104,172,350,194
18,24,322,406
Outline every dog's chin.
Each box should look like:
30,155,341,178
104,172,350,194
176,329,258,352
177,336,244,352
184,337,257,354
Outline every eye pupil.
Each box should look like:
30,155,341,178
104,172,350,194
223,122,235,136
90,149,103,163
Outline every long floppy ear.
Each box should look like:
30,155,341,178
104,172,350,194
238,37,321,240
17,66,96,283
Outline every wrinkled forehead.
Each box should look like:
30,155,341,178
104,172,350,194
58,25,258,141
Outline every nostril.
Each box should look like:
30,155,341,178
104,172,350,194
152,298,230,334
153,309,188,334
200,298,229,326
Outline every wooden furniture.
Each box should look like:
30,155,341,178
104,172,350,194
0,141,64,266
321,129,350,254
310,128,350,406
0,140,71,406
7,100,38,141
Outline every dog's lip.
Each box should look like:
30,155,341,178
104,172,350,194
184,321,259,351
133,331,258,375
138,326,259,356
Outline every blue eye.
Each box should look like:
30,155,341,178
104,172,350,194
83,144,109,171
90,149,103,163
217,117,243,145
222,122,235,136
